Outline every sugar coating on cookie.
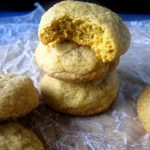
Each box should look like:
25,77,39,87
0,72,39,121
36,42,100,74
40,71,120,116
35,42,119,83
39,1,130,62
137,86,150,133
0,123,45,150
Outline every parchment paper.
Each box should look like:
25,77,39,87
0,4,150,150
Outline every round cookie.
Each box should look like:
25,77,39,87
0,123,45,150
137,86,150,133
35,42,119,83
40,71,120,116
0,72,39,121
38,1,130,62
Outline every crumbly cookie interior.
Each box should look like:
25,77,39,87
40,17,115,62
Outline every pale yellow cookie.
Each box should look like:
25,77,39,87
137,86,150,133
0,72,39,121
0,123,45,150
40,71,120,116
35,42,119,83
38,1,130,62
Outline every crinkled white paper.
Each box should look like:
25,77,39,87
0,4,150,150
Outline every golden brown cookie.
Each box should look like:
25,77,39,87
0,72,39,121
40,71,120,116
35,42,119,83
38,1,130,62
0,123,45,150
137,86,150,133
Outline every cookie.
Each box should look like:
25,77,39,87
40,71,120,116
35,42,119,83
0,123,45,150
0,72,39,121
137,86,150,133
38,1,130,62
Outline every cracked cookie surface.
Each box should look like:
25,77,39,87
35,42,119,83
137,86,150,133
0,72,39,121
40,71,120,116
0,123,45,150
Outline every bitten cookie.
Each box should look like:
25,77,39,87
40,71,120,116
0,123,45,150
0,72,39,121
35,42,119,83
137,86,150,133
38,1,130,62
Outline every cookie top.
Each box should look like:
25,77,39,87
137,86,150,133
35,42,119,83
40,71,120,115
39,1,130,62
0,72,39,121
0,123,45,150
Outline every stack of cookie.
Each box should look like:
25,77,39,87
35,1,130,116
